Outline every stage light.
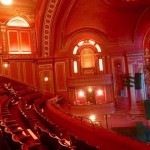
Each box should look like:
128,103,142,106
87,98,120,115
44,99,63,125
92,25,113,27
1,0,12,5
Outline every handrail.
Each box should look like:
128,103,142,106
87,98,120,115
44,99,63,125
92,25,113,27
47,97,102,130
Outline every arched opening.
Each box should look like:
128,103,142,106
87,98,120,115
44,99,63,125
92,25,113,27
6,16,32,54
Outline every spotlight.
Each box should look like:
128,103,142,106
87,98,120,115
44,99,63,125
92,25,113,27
1,0,12,5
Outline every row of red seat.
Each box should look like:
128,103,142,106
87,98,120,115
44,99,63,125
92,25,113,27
35,124,77,150
2,76,150,150
0,95,42,150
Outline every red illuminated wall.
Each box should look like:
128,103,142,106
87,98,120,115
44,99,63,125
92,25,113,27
24,62,35,86
7,29,31,54
55,62,67,92
0,57,3,75
9,62,19,80
0,0,149,105
38,64,54,93
2,61,36,88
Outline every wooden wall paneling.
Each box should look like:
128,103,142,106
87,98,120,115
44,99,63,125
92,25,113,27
9,62,19,80
19,62,25,83
38,65,45,90
2,62,10,77
33,63,36,88
0,30,2,54
0,56,2,75
44,69,54,93
44,70,50,92
47,66,54,93
55,62,67,92
39,64,54,93
7,30,19,53
20,31,31,53
105,85,114,102
68,88,76,104
39,71,45,91
24,62,34,86
65,59,70,77
70,59,75,76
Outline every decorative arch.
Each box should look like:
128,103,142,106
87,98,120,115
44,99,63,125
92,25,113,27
62,28,108,53
7,16,30,27
6,17,32,54
73,39,103,74
134,8,150,49
73,40,101,55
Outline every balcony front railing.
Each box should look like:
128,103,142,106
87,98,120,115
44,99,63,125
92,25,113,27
67,74,113,87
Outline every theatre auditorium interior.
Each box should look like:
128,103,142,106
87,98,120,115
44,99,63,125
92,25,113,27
1,0,150,150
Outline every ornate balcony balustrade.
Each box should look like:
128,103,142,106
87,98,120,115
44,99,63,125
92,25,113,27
67,74,113,87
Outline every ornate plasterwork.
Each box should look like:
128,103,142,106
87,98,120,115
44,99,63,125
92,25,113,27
42,0,59,57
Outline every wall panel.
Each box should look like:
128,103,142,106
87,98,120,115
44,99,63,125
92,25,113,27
24,62,34,86
10,62,19,80
20,31,31,53
55,62,67,91
7,30,19,53
39,64,54,93
19,62,25,83
3,63,10,77
0,57,2,75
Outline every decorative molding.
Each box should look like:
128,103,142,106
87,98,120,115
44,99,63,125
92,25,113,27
3,54,38,59
67,74,113,87
42,0,59,57
55,61,67,91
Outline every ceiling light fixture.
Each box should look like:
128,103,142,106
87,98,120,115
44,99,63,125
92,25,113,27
1,0,12,5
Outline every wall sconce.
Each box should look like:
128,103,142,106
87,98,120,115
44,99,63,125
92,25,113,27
88,87,92,92
78,90,84,97
44,76,48,82
89,115,96,122
97,89,103,96
3,62,9,68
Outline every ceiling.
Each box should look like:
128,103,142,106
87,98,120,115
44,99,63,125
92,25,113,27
103,0,150,8
0,0,42,24
0,0,150,25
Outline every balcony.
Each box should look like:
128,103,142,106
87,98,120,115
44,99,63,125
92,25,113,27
67,74,113,87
